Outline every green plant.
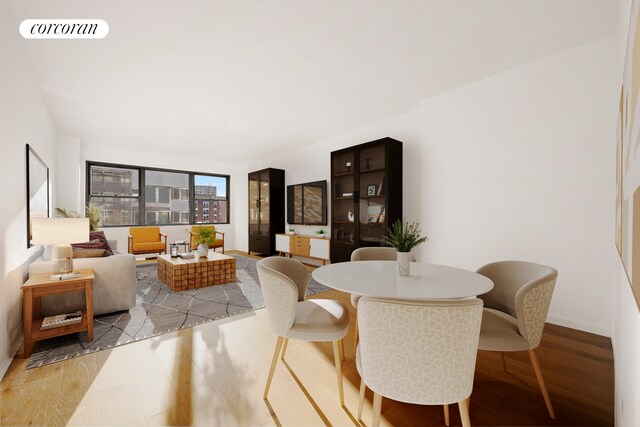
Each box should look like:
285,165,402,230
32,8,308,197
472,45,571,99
55,202,104,232
383,219,428,252
191,226,215,246
315,228,326,236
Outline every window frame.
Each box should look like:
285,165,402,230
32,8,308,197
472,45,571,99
86,161,231,227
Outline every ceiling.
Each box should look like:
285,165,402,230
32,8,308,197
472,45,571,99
7,0,618,163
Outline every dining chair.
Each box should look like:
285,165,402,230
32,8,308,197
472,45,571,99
350,247,415,353
356,297,483,427
257,256,350,406
475,260,558,419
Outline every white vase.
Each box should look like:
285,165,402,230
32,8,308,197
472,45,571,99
397,252,411,277
197,244,209,257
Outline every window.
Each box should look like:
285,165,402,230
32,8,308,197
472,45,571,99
194,174,229,224
87,162,230,226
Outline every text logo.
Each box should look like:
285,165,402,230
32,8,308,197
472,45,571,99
20,19,109,39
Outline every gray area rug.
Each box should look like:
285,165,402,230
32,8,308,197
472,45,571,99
26,255,329,369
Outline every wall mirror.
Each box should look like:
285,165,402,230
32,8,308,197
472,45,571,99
287,180,327,225
26,144,49,248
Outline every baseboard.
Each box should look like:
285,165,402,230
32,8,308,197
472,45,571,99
547,314,611,337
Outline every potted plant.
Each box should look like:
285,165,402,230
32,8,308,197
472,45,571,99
287,225,296,235
191,226,215,257
384,219,428,276
55,202,104,231
315,228,327,238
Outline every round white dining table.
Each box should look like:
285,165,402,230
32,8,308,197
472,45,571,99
312,261,493,299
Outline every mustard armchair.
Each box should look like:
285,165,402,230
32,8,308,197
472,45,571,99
128,227,167,255
189,225,225,253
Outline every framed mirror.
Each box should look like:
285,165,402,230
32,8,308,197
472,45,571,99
26,144,50,248
287,180,327,225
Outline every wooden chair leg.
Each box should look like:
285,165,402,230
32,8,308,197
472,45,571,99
353,321,359,355
372,392,382,427
357,379,366,420
458,399,471,427
444,404,450,426
529,349,556,419
280,338,289,360
339,338,345,361
263,336,284,399
332,340,345,406
500,351,507,372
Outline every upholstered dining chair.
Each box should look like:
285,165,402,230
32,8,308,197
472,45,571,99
356,297,483,427
350,247,415,353
475,261,558,419
257,257,350,406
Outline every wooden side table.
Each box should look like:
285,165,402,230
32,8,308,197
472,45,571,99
21,268,95,358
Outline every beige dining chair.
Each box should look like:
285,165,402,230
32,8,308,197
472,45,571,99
356,297,483,427
476,260,558,419
257,257,350,406
350,247,415,353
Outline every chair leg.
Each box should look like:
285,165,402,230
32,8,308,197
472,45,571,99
357,379,366,420
500,351,507,372
353,321,359,355
280,338,289,360
332,340,345,406
263,336,284,399
458,399,471,427
372,392,382,427
443,404,450,426
529,349,556,419
339,338,345,361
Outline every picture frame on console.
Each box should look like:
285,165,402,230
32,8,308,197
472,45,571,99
26,144,50,248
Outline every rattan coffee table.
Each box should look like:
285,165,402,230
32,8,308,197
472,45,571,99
157,251,236,291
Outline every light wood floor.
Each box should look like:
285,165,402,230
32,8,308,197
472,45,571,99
0,252,614,426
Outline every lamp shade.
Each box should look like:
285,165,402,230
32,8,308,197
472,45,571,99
31,217,90,244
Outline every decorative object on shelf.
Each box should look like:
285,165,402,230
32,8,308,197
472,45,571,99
190,225,216,257
315,228,327,237
31,217,90,273
346,161,351,173
367,185,376,196
342,192,353,197
287,224,295,235
348,211,354,222
384,219,428,277
55,202,104,232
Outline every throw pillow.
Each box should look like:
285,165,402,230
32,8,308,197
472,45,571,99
71,230,114,255
72,248,107,258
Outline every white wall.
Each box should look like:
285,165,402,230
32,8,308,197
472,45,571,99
612,0,640,425
0,2,58,378
247,35,619,336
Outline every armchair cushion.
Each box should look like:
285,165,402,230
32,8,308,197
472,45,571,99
479,308,529,352
132,242,167,252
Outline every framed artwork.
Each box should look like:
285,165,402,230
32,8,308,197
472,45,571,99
367,185,376,196
619,0,640,310
26,144,49,248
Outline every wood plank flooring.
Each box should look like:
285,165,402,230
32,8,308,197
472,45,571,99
0,252,614,426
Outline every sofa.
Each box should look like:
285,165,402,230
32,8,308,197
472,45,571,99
28,240,137,316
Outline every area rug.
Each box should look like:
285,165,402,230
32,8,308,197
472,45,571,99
26,255,329,369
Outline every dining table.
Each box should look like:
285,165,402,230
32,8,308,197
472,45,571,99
311,260,494,299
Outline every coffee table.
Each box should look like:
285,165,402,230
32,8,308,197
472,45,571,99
157,251,236,291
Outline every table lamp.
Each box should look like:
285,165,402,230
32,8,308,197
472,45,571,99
31,217,90,273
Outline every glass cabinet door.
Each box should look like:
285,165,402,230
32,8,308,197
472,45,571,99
332,149,356,246
358,142,386,245
259,170,270,236
249,173,259,236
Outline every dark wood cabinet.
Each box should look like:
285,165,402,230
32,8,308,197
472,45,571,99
330,138,402,263
248,168,285,255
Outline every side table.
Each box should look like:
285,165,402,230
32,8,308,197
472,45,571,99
21,268,95,358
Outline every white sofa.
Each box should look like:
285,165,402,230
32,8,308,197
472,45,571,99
28,240,137,316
